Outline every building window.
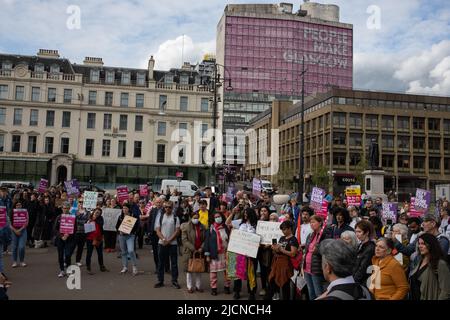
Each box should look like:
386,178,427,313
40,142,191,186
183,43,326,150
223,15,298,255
15,86,24,101
85,139,94,156
60,137,69,154
180,96,188,111
62,111,71,128
445,158,450,172
444,120,450,134
0,134,5,151
413,136,425,151
398,136,410,150
413,156,425,170
428,118,440,131
119,115,128,131
136,94,144,108
164,74,173,84
88,91,97,105
333,153,346,166
201,123,208,137
333,132,346,145
381,116,394,130
413,117,425,130
159,95,167,111
2,61,12,70
349,133,362,147
429,157,441,171
11,135,21,152
134,141,142,158
48,88,56,102
63,89,72,103
120,93,129,107
87,113,96,129
429,137,441,151
105,92,113,106
0,85,8,99
180,75,189,85
397,155,410,169
45,137,54,154
350,153,361,166
135,115,143,132
103,114,112,130
31,87,40,101
365,114,378,128
137,73,146,86
34,64,44,73
29,109,38,126
382,155,394,168
0,108,5,125
398,116,409,130
106,71,115,84
444,138,450,152
179,123,188,137
349,113,362,127
121,72,130,85
382,135,394,148
158,122,166,136
333,112,346,126
90,69,100,82
27,136,37,153
157,144,166,163
46,110,55,127
102,140,111,157
13,108,22,125
50,64,60,74
201,98,209,112
118,140,126,158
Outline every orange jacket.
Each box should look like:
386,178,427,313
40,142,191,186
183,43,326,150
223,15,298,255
369,255,409,300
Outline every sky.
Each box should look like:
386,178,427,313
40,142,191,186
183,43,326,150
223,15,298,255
0,0,449,95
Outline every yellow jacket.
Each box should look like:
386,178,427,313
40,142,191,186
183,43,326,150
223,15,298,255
198,209,209,228
369,255,409,300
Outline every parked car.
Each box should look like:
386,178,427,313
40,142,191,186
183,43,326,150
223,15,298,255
0,181,34,192
261,180,275,195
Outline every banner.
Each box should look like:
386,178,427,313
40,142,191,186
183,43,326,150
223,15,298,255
317,200,329,219
116,186,129,205
139,184,148,197
382,203,398,223
346,185,361,207
311,187,325,213
102,208,122,232
59,214,76,235
12,209,28,228
38,178,48,194
0,206,7,228
144,201,153,214
83,191,98,209
256,221,283,245
118,215,138,235
415,189,431,211
64,179,80,196
227,229,261,258
252,178,262,197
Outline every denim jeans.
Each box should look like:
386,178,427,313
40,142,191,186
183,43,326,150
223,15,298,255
86,240,104,268
157,244,178,283
119,234,136,268
12,229,27,263
304,272,326,300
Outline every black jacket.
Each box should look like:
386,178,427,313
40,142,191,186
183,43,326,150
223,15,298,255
304,231,329,275
353,240,376,284
116,213,138,235
327,223,354,239
0,286,8,301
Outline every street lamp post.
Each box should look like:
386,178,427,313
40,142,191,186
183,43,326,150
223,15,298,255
297,57,307,204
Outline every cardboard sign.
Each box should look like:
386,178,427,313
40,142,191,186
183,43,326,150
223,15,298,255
116,186,129,205
64,179,80,196
227,229,261,258
415,189,431,211
12,209,28,228
83,191,98,209
382,203,398,224
38,178,48,194
256,221,283,245
102,208,122,232
144,201,153,214
311,187,325,213
118,215,138,235
59,214,76,235
0,206,7,228
139,184,148,197
252,178,262,197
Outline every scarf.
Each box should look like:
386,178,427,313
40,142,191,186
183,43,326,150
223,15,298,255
194,224,201,250
213,222,224,253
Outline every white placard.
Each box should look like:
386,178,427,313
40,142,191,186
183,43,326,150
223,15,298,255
227,229,261,258
83,191,98,209
169,196,180,204
102,208,122,232
394,234,403,265
84,222,96,233
291,270,307,291
118,216,138,235
256,220,284,245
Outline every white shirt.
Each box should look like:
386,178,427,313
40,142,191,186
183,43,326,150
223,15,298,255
300,223,313,246
350,218,360,230
326,275,355,293
409,232,419,245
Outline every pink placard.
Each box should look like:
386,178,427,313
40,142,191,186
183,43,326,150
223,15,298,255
116,186,129,205
38,178,48,194
59,214,76,235
409,197,424,218
12,209,28,228
144,201,153,214
0,207,7,228
347,195,361,207
317,200,328,219
139,185,148,197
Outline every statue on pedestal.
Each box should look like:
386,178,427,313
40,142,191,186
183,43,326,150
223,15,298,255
368,138,380,170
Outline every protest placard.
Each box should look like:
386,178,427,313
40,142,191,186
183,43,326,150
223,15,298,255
227,229,261,258
139,185,148,197
83,191,98,209
144,201,153,214
60,214,76,235
346,185,361,207
102,208,122,232
84,221,96,233
252,178,262,197
64,179,80,196
12,209,28,228
38,178,48,194
415,189,431,211
409,197,423,218
256,221,283,245
382,203,398,223
311,187,325,213
116,186,129,205
316,200,328,219
0,206,6,228
118,216,138,235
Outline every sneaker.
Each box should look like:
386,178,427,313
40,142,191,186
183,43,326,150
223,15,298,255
58,271,66,278
172,281,181,289
20,262,27,267
211,288,218,296
76,262,83,267
154,282,164,288
224,287,231,295
272,293,280,300
259,289,266,296
12,262,18,268
120,267,128,274
233,292,240,300
132,266,138,276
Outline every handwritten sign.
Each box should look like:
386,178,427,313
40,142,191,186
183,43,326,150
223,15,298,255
116,186,129,205
252,178,262,197
311,187,325,213
38,178,48,194
415,189,431,211
139,185,148,197
102,208,122,232
118,215,138,235
382,203,398,223
12,209,28,228
83,191,98,209
0,206,7,228
227,229,261,258
84,221,96,233
64,179,79,196
60,214,76,235
256,221,283,245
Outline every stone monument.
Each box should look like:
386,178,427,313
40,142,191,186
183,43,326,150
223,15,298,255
363,139,387,201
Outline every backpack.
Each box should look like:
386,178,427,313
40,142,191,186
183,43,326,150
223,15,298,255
159,212,178,234
326,285,372,300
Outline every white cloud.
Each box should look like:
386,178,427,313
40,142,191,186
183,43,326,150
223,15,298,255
406,56,450,95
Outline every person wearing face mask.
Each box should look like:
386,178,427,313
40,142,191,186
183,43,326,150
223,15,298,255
204,212,231,296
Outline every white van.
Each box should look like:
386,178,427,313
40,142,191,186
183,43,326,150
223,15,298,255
160,179,199,197
261,180,274,194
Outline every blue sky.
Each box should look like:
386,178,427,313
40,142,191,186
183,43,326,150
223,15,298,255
0,0,449,94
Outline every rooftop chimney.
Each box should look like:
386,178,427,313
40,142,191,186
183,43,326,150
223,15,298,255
37,49,60,58
148,55,155,80
83,56,104,66
181,62,191,70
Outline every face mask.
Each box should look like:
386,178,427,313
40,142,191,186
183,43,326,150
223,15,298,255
192,219,199,225
215,217,223,224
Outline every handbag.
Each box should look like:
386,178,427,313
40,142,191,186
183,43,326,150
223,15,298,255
188,251,206,273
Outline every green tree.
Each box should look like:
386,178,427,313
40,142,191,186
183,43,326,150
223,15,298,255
311,164,329,190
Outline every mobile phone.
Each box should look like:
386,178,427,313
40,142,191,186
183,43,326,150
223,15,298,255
272,238,277,245
386,219,393,225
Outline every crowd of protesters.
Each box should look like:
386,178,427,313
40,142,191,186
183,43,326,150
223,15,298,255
0,182,450,301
